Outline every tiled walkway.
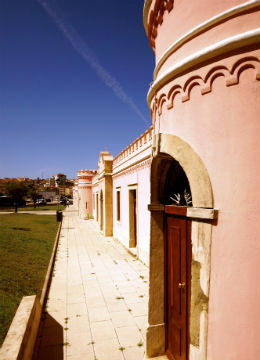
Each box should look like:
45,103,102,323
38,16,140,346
35,208,149,360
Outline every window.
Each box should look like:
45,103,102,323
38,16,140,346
117,190,121,221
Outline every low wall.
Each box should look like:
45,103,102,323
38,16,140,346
0,296,41,360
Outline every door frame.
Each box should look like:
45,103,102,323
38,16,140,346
128,184,138,248
146,133,217,360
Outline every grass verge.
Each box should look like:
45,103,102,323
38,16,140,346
21,205,66,211
0,213,59,345
0,205,65,212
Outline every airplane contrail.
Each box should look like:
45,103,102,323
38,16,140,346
37,0,149,126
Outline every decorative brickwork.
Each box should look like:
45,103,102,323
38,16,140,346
147,0,174,52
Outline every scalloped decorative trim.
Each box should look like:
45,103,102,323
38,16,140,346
153,56,260,115
148,29,260,107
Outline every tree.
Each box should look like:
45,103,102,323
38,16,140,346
27,184,39,208
4,182,28,212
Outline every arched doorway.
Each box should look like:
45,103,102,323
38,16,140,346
146,134,216,360
160,159,192,360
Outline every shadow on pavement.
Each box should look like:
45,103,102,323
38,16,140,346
33,312,64,360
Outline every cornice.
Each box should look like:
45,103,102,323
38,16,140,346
154,0,260,79
113,126,153,165
113,143,152,173
147,29,260,107
98,171,113,181
112,156,152,179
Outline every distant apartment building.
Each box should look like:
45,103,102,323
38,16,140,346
45,176,56,187
55,173,67,186
38,191,56,201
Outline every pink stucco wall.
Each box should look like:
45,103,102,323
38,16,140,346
160,64,260,359
155,0,249,62
145,0,260,357
77,170,97,218
112,163,151,265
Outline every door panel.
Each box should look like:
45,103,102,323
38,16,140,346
129,189,137,248
166,216,188,360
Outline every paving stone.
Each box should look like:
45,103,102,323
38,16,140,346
65,315,91,335
44,310,67,325
35,209,149,360
134,315,148,332
130,302,148,317
67,302,88,317
110,311,136,327
123,345,146,360
90,320,117,341
115,325,144,347
88,306,110,322
93,338,124,360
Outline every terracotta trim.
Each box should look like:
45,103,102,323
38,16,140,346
148,28,260,106
154,0,260,79
144,0,155,36
143,0,174,51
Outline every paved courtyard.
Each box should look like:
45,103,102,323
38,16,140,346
34,208,149,360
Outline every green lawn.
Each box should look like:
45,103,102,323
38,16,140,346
0,214,59,345
21,205,66,211
0,204,65,212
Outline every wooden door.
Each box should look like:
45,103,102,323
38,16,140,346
96,194,99,221
166,214,191,360
129,189,137,248
100,193,103,231
133,191,137,245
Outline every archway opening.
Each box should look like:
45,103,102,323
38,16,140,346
147,134,214,360
161,158,192,207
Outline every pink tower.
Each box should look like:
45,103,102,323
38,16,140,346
143,0,260,359
77,170,97,219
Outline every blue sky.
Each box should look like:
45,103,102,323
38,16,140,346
0,0,154,179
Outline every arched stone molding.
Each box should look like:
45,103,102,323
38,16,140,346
152,133,214,208
146,133,216,359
